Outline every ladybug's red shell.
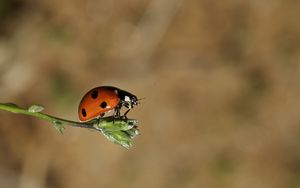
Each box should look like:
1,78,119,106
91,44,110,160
78,87,120,122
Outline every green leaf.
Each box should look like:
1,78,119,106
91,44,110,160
92,117,139,148
94,117,137,132
28,104,45,113
124,126,140,139
53,121,65,134
101,130,132,149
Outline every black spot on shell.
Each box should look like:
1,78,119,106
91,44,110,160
100,101,107,109
91,90,98,99
82,108,87,117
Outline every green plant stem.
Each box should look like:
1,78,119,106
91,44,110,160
0,103,99,130
0,102,139,148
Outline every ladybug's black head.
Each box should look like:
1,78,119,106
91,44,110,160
106,86,140,109
123,94,138,109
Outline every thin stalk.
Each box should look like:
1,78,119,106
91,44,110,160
0,103,95,129
0,102,139,148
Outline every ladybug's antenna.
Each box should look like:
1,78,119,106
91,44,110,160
136,97,145,105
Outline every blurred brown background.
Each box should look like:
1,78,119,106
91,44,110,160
0,0,300,188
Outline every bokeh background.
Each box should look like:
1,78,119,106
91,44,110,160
1,0,300,187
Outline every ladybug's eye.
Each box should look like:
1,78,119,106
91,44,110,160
91,90,98,99
100,101,107,108
81,108,87,117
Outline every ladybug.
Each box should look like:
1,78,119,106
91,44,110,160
78,86,138,122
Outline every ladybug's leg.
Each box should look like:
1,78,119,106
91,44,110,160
95,113,105,128
122,109,131,119
113,109,117,117
113,106,122,123
113,106,121,118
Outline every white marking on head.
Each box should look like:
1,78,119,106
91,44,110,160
114,89,118,94
124,96,131,102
